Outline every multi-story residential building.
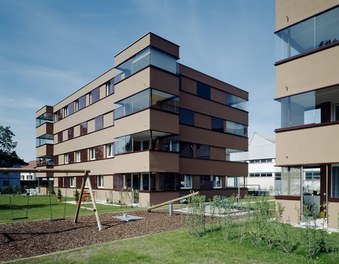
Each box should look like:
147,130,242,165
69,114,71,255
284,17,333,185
35,33,249,207
275,0,339,227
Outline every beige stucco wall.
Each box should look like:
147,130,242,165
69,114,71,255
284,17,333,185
276,46,339,99
276,0,339,31
328,202,339,228
276,199,301,223
276,123,339,166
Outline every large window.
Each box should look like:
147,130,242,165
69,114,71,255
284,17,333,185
36,112,53,127
151,89,179,113
275,6,339,61
279,167,301,196
116,46,177,81
115,88,178,119
226,93,248,111
179,108,194,126
226,121,247,137
115,130,179,155
180,175,192,189
36,134,53,147
226,148,243,161
115,89,150,119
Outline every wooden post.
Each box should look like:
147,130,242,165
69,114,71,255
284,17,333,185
74,172,87,224
87,175,102,231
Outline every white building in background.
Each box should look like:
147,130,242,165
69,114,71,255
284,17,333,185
232,132,280,195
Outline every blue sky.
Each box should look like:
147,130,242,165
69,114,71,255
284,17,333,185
0,0,276,162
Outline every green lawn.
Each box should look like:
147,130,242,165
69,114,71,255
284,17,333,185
10,228,339,264
0,194,138,223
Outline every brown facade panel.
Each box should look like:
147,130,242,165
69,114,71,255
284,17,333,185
180,76,197,94
150,67,180,96
179,158,247,177
150,109,179,134
194,113,211,130
180,125,248,150
179,64,248,99
180,92,248,125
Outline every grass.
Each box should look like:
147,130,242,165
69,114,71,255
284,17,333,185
0,194,138,223
10,228,339,264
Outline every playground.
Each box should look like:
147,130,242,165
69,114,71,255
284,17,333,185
0,210,184,262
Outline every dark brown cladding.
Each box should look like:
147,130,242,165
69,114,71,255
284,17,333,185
178,64,248,99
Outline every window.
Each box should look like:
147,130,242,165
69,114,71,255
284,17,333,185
63,106,69,117
115,89,150,119
90,87,100,104
279,167,301,196
116,46,177,82
226,93,248,111
89,148,96,160
196,144,210,159
197,82,210,99
76,151,81,162
64,153,69,164
58,132,63,143
275,6,339,61
68,102,74,115
74,100,79,112
179,108,194,126
211,117,224,132
95,115,103,131
70,177,75,187
106,143,114,158
68,127,74,140
54,110,63,122
78,95,86,110
80,122,87,136
226,121,248,137
213,176,222,188
106,79,114,95
97,175,104,188
180,175,192,189
151,89,179,113
180,142,194,158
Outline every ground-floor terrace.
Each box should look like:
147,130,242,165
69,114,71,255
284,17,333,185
56,172,248,207
275,164,339,229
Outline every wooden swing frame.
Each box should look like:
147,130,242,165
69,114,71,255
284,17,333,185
0,168,102,231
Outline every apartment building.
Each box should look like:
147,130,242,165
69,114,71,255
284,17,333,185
35,33,248,207
275,0,339,227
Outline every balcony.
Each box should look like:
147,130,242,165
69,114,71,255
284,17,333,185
276,122,339,166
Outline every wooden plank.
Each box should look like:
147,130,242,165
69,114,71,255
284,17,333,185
147,191,200,212
87,176,102,231
74,172,87,224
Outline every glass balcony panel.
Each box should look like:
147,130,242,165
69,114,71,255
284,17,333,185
275,6,339,61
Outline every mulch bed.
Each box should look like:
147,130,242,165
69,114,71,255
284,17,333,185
0,211,185,262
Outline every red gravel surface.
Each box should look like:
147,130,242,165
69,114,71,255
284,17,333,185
0,211,185,262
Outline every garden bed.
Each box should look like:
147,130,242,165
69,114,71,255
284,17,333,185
0,210,185,262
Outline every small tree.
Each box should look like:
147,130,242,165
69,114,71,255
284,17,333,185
0,125,26,167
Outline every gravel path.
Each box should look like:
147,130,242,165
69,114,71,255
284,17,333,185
0,211,185,263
